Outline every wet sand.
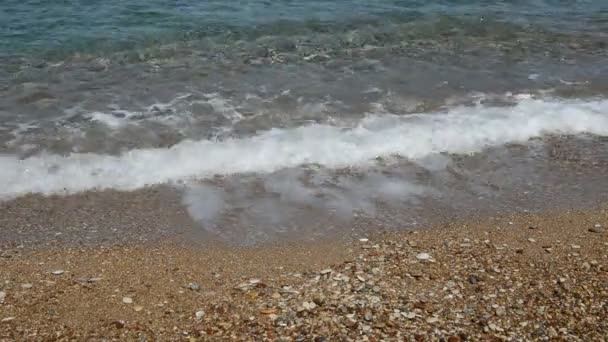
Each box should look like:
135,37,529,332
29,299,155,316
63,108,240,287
1,206,607,340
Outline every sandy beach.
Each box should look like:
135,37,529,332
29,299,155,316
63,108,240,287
1,206,607,341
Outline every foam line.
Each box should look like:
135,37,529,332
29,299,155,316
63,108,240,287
1,97,607,199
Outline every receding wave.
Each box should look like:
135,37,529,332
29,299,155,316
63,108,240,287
1,96,607,199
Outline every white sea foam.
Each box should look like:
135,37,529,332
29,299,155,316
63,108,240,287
1,97,608,199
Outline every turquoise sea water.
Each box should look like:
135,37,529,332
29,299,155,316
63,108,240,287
1,0,607,155
1,1,608,244
2,0,608,58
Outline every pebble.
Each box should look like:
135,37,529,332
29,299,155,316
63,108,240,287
260,308,279,315
571,244,581,249
527,238,536,243
312,295,325,306
359,238,369,242
302,301,317,311
122,297,133,304
415,253,432,261
235,283,250,291
134,306,144,312
21,283,33,289
0,291,5,304
1,317,15,323
195,310,205,319
426,317,439,323
188,282,201,291
400,311,415,319
588,226,603,233
50,270,64,275
320,269,333,275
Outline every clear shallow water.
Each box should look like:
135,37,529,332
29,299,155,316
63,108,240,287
1,1,608,244
2,0,607,56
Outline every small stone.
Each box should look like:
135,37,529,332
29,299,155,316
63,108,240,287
426,317,439,323
21,283,33,289
401,311,416,319
50,270,64,275
195,310,205,319
548,327,558,338
248,278,261,285
571,244,581,249
468,275,479,284
188,282,201,291
320,269,332,275
134,305,144,312
122,297,133,304
0,291,5,304
359,238,369,242
495,307,506,316
302,301,317,310
260,308,279,315
1,317,15,323
527,238,536,243
312,295,325,306
235,283,250,291
588,226,603,233
416,253,432,261
110,320,125,329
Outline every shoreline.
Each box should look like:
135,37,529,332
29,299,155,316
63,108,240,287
1,207,607,340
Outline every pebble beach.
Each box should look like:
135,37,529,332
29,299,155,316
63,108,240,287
1,207,607,341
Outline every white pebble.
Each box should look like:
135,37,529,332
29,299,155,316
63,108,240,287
416,253,432,261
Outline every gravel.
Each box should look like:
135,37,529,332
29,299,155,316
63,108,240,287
0,208,606,340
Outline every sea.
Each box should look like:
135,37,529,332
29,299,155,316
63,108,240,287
1,0,608,245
